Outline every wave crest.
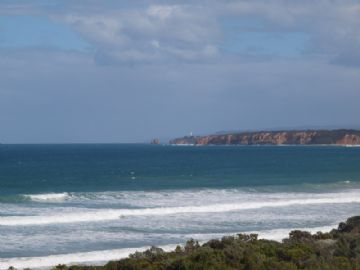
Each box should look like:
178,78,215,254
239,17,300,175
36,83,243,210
1,193,360,226
24,193,70,202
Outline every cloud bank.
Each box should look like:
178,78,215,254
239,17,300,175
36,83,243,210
0,0,359,142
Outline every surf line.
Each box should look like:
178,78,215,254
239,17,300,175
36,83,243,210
1,196,360,226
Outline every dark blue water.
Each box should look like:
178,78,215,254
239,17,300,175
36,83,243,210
1,144,360,269
1,144,360,195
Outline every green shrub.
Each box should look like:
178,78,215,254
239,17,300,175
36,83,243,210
22,216,360,270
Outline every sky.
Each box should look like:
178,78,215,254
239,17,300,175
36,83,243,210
0,0,360,143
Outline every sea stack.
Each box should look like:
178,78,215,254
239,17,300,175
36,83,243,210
150,138,160,145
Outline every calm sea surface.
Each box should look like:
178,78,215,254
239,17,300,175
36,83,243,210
1,144,360,268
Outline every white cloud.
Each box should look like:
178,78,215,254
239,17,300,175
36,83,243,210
58,4,220,63
151,40,160,48
63,14,126,47
147,5,180,20
1,0,360,66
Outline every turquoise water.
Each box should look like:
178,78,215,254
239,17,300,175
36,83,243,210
1,144,360,268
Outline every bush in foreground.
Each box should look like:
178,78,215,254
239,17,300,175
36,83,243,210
9,216,360,270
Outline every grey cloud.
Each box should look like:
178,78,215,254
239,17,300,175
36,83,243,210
222,0,360,67
1,1,360,143
1,49,360,143
60,4,220,64
63,0,360,67
2,1,360,66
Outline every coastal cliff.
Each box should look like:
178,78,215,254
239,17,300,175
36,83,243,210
170,129,360,146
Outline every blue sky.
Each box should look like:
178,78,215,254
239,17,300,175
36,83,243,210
0,16,89,50
0,0,359,143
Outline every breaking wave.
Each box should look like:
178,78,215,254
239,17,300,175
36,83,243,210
24,193,70,202
1,193,360,226
0,180,357,205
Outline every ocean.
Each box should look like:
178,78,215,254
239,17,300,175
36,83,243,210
1,144,360,269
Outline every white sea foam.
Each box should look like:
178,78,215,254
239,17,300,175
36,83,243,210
0,244,177,270
25,193,70,202
18,182,360,207
189,225,338,242
254,225,337,241
1,193,360,226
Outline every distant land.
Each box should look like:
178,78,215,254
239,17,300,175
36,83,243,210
169,129,360,146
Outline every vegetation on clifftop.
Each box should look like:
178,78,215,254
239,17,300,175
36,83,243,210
14,216,360,270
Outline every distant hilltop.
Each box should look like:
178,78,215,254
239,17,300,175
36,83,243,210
169,129,360,146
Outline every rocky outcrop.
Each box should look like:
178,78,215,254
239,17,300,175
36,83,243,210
336,134,360,145
169,129,360,146
150,138,161,145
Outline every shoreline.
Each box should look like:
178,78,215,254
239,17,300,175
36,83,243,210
0,224,340,270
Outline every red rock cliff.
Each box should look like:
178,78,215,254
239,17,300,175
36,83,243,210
169,130,360,146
